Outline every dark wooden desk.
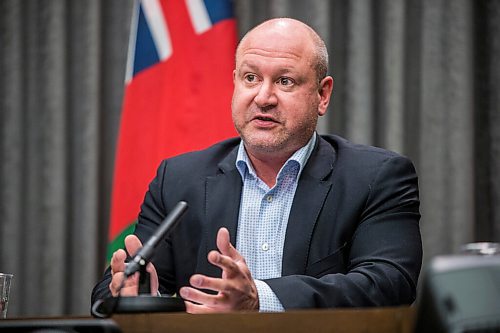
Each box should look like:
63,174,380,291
0,307,415,333
113,307,416,333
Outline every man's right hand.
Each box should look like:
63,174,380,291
109,234,159,296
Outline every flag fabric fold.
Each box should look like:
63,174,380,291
107,0,237,260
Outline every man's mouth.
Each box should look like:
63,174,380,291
253,115,278,123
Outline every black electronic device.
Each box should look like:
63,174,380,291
91,201,188,318
414,255,500,333
124,201,188,278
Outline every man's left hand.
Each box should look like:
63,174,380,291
179,227,259,313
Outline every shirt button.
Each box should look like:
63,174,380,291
261,243,269,251
266,195,273,203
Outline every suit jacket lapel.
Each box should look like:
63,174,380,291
198,136,336,277
282,136,336,275
202,147,242,277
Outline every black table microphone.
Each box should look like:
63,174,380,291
91,201,189,318
124,201,188,278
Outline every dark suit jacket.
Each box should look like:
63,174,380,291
92,134,422,309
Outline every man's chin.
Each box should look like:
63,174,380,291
241,136,292,155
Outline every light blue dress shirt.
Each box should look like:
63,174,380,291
235,134,317,312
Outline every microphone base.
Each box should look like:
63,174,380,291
97,295,185,315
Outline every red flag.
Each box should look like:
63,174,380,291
107,0,237,260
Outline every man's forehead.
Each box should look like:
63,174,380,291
237,57,299,73
236,31,314,65
239,47,302,61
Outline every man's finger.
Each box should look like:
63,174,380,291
146,262,159,295
125,235,161,296
216,228,240,259
110,272,139,297
179,286,227,307
187,273,231,293
207,251,241,279
184,301,224,314
124,234,143,257
110,249,127,274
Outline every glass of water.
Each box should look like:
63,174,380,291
0,273,13,319
460,242,500,256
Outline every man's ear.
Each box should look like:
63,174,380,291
318,76,334,116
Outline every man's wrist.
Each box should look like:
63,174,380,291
254,279,285,312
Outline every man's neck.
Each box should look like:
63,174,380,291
247,152,291,188
244,149,293,188
241,134,316,188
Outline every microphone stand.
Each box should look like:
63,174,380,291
91,202,188,318
92,264,185,318
138,263,150,294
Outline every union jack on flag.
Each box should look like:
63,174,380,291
107,0,237,260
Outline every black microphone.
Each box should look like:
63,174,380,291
124,201,188,278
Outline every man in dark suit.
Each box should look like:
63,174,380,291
92,18,422,313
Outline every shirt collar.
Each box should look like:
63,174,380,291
236,133,317,182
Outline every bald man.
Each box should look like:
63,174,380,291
92,18,422,313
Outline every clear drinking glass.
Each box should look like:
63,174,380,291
460,242,500,256
0,273,13,319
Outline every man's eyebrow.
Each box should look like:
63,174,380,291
238,61,296,76
238,61,259,71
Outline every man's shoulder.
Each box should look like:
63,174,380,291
319,134,406,163
314,135,417,194
317,134,415,180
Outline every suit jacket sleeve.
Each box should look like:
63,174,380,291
91,159,178,305
265,154,422,309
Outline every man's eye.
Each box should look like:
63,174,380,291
278,77,294,86
244,74,257,82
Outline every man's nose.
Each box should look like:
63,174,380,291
254,81,277,107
